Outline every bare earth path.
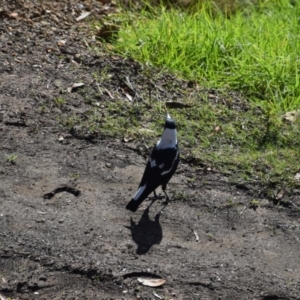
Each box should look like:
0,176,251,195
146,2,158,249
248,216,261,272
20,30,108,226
1,1,300,299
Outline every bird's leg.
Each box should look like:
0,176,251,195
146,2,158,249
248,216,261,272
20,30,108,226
147,190,157,201
161,184,171,206
146,190,158,209
158,187,170,214
147,190,157,202
149,190,164,201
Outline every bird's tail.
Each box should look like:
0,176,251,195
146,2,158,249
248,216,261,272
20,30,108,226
126,198,143,212
126,184,150,212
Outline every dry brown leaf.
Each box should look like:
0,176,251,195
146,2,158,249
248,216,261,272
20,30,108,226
208,125,222,136
76,11,91,22
46,47,57,53
204,166,212,172
9,12,18,18
276,189,284,200
0,293,8,300
165,101,192,109
57,40,66,46
213,125,222,133
137,278,166,287
283,110,300,123
123,136,133,143
104,88,114,99
153,291,163,299
96,23,119,41
67,82,85,93
208,93,217,99
138,128,154,134
193,229,199,242
124,92,133,102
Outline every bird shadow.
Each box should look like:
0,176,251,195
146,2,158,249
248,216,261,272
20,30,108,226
124,207,162,255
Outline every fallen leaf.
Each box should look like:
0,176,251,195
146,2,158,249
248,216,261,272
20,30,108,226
193,229,199,242
67,82,85,93
283,110,300,123
165,101,193,108
76,11,91,22
208,125,222,136
208,93,217,99
124,92,133,101
9,12,18,18
104,88,114,99
153,291,163,299
57,40,66,46
138,128,155,134
137,278,166,287
213,125,222,133
204,166,212,172
96,23,119,41
0,293,8,300
123,136,133,143
276,188,284,200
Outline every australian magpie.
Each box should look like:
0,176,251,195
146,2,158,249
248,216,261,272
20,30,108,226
126,114,180,212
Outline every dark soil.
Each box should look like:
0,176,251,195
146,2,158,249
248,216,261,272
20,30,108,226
1,1,300,299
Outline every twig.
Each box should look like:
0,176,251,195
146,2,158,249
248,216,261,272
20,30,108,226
153,292,163,299
95,82,103,95
104,88,114,100
193,230,199,242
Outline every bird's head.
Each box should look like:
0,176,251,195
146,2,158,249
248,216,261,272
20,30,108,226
157,114,178,149
164,114,176,130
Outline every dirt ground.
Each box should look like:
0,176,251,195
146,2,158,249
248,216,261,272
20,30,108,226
1,1,300,299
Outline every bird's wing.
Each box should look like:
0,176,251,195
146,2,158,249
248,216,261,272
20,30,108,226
126,145,179,212
154,146,179,176
138,146,179,188
137,146,163,189
126,148,165,212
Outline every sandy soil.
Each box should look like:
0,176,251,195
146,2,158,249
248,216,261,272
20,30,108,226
1,1,300,299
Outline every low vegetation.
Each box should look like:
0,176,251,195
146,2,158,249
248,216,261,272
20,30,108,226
81,0,300,194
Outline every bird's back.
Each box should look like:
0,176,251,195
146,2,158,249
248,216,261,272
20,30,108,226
126,145,179,212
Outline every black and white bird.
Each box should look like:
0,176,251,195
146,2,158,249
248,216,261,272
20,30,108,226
126,114,180,212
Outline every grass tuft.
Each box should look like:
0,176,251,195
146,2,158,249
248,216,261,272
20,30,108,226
78,0,300,194
111,0,300,111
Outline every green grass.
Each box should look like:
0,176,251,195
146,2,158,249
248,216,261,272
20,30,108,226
110,0,300,111
54,97,66,106
6,154,18,165
77,0,300,194
61,80,300,191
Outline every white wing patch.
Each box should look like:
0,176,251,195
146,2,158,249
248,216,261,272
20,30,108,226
161,151,179,176
150,159,157,168
151,159,164,169
133,184,146,201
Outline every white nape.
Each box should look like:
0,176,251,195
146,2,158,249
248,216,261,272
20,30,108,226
156,128,177,150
